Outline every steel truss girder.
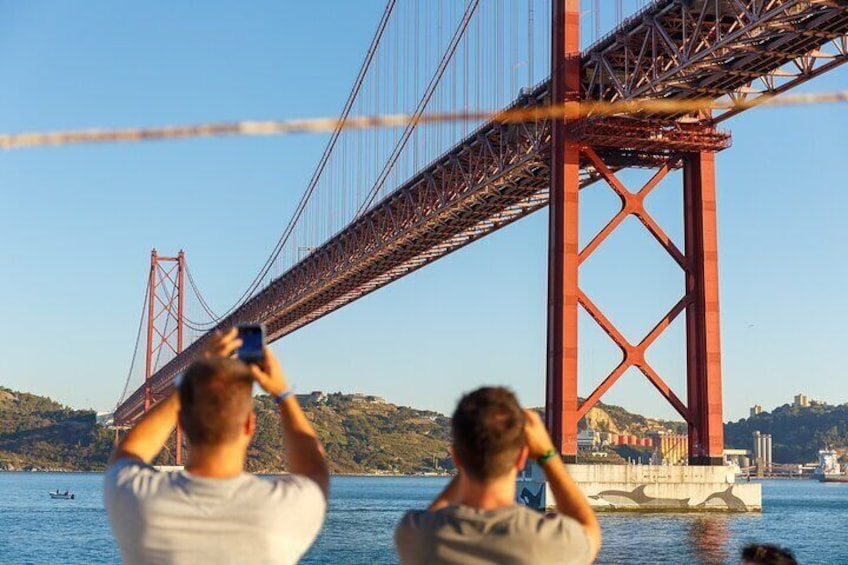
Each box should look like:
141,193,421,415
568,117,732,153
116,120,737,425
116,139,734,426
117,103,553,424
580,0,848,115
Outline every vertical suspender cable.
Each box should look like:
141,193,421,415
355,0,481,219
593,0,600,42
195,0,399,324
528,0,535,85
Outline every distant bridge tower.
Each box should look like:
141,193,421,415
144,249,186,464
547,0,725,465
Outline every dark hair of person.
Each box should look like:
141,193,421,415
452,387,526,482
740,543,797,565
178,357,254,447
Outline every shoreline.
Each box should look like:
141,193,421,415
0,468,453,478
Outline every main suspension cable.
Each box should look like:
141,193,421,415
116,282,149,407
354,0,480,219
158,0,401,327
184,261,220,322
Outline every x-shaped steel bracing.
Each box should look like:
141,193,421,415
575,147,693,426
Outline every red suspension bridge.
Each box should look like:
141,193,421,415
113,0,848,465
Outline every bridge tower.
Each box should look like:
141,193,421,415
547,0,724,465
144,249,186,465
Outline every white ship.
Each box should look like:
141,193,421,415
813,449,848,483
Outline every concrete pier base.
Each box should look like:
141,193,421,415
518,464,761,512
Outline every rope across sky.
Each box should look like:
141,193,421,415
0,90,845,151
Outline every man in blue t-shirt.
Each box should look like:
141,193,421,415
104,329,328,564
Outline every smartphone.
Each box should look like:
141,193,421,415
236,324,267,364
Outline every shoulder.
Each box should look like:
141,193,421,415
104,457,156,488
103,458,174,509
397,510,436,531
265,474,327,514
271,473,325,498
394,509,442,563
395,507,447,544
396,507,450,534
515,507,592,556
394,506,463,552
513,505,582,532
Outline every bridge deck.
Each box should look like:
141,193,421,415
115,0,848,424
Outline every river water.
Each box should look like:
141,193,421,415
0,473,844,564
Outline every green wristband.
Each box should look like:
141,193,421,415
537,448,558,465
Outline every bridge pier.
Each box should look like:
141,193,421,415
520,463,762,512
547,0,728,465
683,151,725,466
546,0,581,465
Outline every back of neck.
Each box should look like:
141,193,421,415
457,474,517,511
185,444,246,479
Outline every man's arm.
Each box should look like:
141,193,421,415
249,347,330,500
427,473,461,511
524,410,601,561
108,328,242,467
109,391,179,466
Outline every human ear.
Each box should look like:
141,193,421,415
515,445,529,470
449,446,462,471
245,410,256,438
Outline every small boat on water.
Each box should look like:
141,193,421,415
813,449,848,483
49,490,75,499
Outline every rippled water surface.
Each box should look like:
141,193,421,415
0,473,845,564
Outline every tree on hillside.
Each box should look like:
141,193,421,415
725,403,848,463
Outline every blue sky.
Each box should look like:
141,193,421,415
0,1,846,422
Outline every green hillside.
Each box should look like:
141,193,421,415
0,387,113,471
244,393,452,474
5,383,842,471
0,387,452,474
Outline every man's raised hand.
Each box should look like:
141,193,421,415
523,409,556,460
203,327,242,359
248,347,289,398
203,328,289,398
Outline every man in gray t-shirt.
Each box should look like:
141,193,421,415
104,460,324,564
395,388,601,564
104,329,329,564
